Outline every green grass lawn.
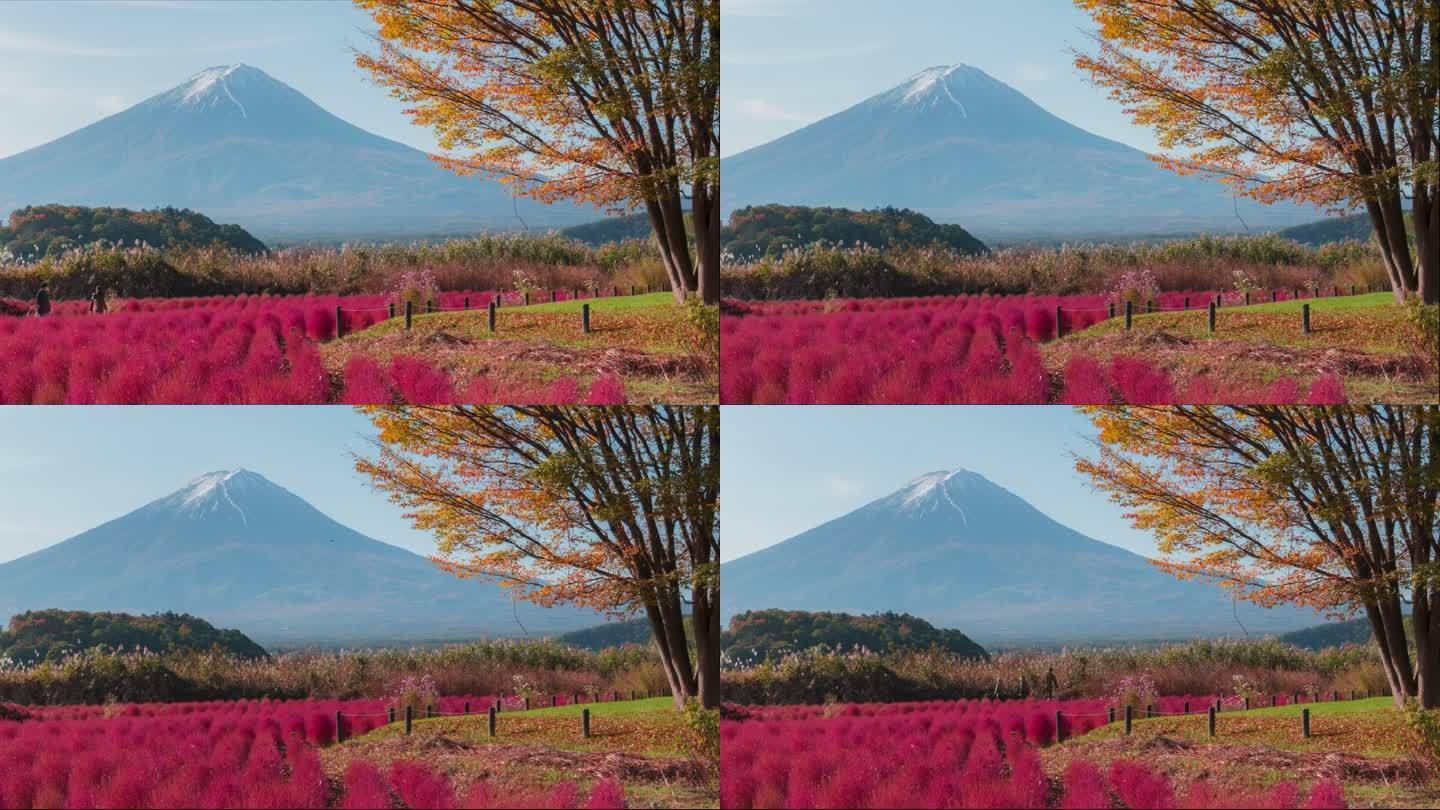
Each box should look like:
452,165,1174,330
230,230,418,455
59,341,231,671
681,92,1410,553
1047,698,1438,808
327,696,715,808
1046,293,1435,403
322,292,716,403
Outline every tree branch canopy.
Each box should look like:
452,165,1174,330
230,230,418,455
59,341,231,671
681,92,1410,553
1078,405,1440,707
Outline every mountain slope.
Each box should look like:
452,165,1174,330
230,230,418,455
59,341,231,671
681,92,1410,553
721,64,1318,240
0,65,592,241
721,469,1318,644
0,470,593,644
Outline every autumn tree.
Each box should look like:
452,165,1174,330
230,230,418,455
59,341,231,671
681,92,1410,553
356,405,720,708
1075,0,1437,304
354,0,720,304
1078,406,1439,708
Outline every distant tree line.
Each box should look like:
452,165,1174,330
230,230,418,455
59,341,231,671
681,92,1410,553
722,205,989,261
0,205,268,262
0,609,269,665
722,609,989,663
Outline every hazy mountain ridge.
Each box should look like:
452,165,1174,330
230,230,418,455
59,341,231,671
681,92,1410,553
721,469,1319,644
721,64,1320,240
0,64,595,241
0,470,594,645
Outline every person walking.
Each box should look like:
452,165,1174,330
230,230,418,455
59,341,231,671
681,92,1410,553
35,283,51,316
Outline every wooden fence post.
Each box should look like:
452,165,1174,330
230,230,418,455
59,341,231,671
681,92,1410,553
426,703,433,719
1108,301,1116,319
582,304,590,334
488,301,496,333
1208,301,1216,333
1146,299,1154,314
488,706,496,737
524,292,530,306
551,289,558,303
388,302,395,320
464,296,470,310
1124,705,1133,735
1055,710,1064,743
1183,701,1189,715
388,706,396,724
1125,300,1133,330
405,300,413,330
1184,296,1190,310
1055,305,1063,340
1208,706,1216,737
1146,703,1153,719
335,306,343,339
524,697,530,711
336,711,344,743
1108,706,1116,724
405,705,413,736
463,701,470,715
552,695,558,708
426,299,433,314
1244,291,1250,306
582,708,591,738
1244,697,1250,711
1302,709,1311,739
1302,303,1311,333
1271,289,1278,303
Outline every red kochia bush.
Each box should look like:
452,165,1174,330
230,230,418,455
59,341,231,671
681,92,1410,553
722,292,1337,404
723,697,1348,810
0,696,631,809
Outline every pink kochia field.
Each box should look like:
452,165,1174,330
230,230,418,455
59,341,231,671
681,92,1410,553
0,697,629,809
720,294,1349,405
720,698,1348,809
0,292,628,404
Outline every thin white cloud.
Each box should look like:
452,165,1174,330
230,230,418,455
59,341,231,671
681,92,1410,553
0,73,60,104
735,98,814,124
722,0,802,17
823,476,863,499
95,95,129,115
74,0,203,7
0,28,294,57
724,42,890,67
1014,64,1052,83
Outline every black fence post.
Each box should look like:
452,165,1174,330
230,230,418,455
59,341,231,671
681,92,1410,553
404,300,413,330
1208,706,1216,737
552,695,558,708
1125,300,1133,330
1055,710,1064,743
1146,299,1154,314
1055,306,1064,339
464,296,470,310
630,690,636,701
630,285,636,296
426,703,433,719
1302,708,1311,739
1108,706,1116,724
405,705,413,736
426,299,433,314
1124,705,1133,735
524,292,530,307
1244,697,1250,711
335,306,344,339
1244,291,1250,306
336,711,344,743
388,302,395,320
551,289,558,303
1208,301,1216,333
1108,301,1116,319
1184,296,1190,310
488,301,497,333
1302,303,1311,334
1145,703,1153,719
1293,691,1300,706
1350,690,1356,702
582,304,590,334
388,706,396,724
488,706,496,737
572,692,579,706
1183,701,1189,715
463,701,470,716
524,697,530,711
1350,285,1356,296
582,708,591,738
1272,694,1278,708
1271,289,1278,303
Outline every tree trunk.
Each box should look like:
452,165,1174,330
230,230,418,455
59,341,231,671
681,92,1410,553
690,582,720,709
1377,595,1419,707
1416,589,1440,710
641,600,688,702
1415,190,1438,305
1366,192,1419,304
692,182,720,306
656,582,697,709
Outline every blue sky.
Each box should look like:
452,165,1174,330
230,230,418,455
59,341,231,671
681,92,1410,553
721,0,1160,158
0,0,435,159
0,406,434,564
720,406,1156,563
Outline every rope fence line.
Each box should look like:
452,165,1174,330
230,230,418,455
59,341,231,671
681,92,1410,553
1049,283,1386,340
324,285,660,339
327,688,673,742
1045,688,1386,744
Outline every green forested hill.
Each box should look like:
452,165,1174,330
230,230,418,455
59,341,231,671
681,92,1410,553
0,205,268,262
723,609,989,662
560,213,655,246
558,615,693,651
0,609,269,664
1276,618,1377,651
722,205,989,260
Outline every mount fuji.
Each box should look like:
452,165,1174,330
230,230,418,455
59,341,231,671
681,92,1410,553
0,65,594,241
721,64,1320,241
0,469,595,645
720,469,1318,645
